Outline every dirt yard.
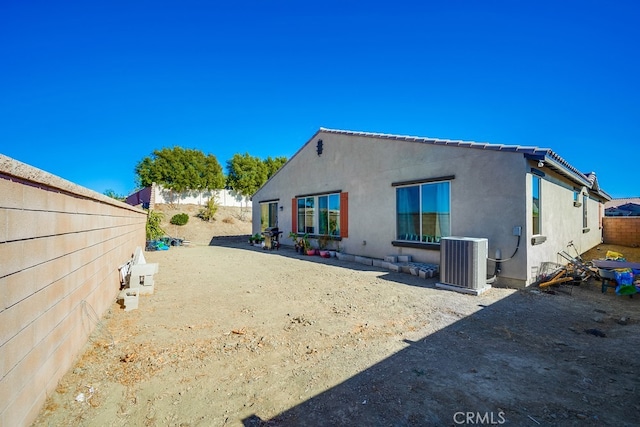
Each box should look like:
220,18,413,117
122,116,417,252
31,206,640,426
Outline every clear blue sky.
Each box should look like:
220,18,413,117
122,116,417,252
1,1,638,198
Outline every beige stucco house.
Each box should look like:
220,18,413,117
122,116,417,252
251,128,611,288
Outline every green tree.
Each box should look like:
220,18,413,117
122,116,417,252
134,147,225,193
264,156,287,179
226,153,268,198
226,154,288,196
103,189,125,201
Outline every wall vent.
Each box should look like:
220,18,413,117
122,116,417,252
437,237,489,295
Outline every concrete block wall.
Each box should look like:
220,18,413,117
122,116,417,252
603,217,640,247
0,155,147,427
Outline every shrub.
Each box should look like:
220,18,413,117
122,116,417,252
198,197,218,222
170,213,189,226
146,210,165,240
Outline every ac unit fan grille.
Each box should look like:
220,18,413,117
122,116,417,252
440,237,488,290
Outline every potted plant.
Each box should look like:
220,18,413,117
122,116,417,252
289,231,301,253
301,234,315,255
318,234,331,258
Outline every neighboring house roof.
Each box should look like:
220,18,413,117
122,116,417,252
605,202,640,216
605,197,640,209
617,203,640,212
316,128,612,201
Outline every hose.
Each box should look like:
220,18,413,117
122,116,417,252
486,234,521,282
487,235,521,262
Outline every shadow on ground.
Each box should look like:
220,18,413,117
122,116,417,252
240,283,640,426
209,234,252,247
210,236,640,425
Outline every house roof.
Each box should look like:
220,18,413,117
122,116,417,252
318,127,612,201
605,202,640,216
605,197,640,209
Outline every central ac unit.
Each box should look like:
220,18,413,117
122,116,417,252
437,237,489,295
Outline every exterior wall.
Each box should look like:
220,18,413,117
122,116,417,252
0,155,147,427
253,132,529,286
253,130,607,289
125,185,152,207
125,183,251,208
603,217,640,246
526,166,604,285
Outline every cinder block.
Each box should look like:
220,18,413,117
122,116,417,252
62,195,79,214
33,306,57,346
0,297,38,345
0,208,7,243
388,263,401,272
336,253,355,262
397,255,412,263
21,237,52,272
6,209,35,241
129,262,159,295
0,332,49,407
0,241,25,277
123,289,139,311
46,190,66,212
46,310,78,357
1,270,36,310
1,323,35,379
0,178,23,209
21,185,48,211
384,255,398,263
355,256,373,266
372,259,388,268
3,367,47,427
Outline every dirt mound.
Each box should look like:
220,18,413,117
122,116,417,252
153,204,253,245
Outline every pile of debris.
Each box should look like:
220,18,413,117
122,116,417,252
146,236,187,251
535,242,597,292
536,244,640,296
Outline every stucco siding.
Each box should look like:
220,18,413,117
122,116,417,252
526,166,604,285
254,131,531,283
254,130,608,289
